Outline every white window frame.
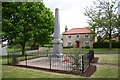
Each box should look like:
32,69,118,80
84,41,90,46
84,34,90,38
67,41,72,46
76,34,80,38
68,35,71,38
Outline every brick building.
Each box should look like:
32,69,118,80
62,27,94,48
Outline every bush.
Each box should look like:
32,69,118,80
112,42,120,48
30,45,39,50
70,50,82,72
63,46,73,48
103,40,109,42
93,42,120,48
82,46,90,49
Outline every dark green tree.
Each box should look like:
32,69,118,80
84,0,119,49
2,2,54,55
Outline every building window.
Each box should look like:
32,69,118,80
84,34,89,38
84,41,90,46
76,34,80,38
68,41,72,46
68,35,71,38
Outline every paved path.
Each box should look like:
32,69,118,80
18,57,73,71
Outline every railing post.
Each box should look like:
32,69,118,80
81,55,84,73
25,53,27,66
7,52,9,65
89,50,92,62
50,54,51,70
88,53,90,66
93,50,94,59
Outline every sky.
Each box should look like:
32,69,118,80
43,0,94,34
43,0,119,34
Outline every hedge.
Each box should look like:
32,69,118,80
63,46,73,48
93,42,120,48
82,46,90,49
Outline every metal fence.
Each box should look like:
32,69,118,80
7,50,94,74
81,50,94,73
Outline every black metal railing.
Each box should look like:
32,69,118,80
7,49,94,74
81,50,94,73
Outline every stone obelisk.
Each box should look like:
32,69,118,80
52,8,63,58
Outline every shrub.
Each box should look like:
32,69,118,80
112,42,120,48
11,55,19,65
70,50,82,72
93,42,120,48
82,46,90,49
103,40,109,42
63,46,73,48
30,45,39,50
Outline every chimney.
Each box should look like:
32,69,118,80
65,25,68,32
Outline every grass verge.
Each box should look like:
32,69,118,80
95,54,119,64
63,48,119,54
2,65,82,78
91,65,119,78
2,65,119,78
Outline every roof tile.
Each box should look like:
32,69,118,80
63,27,91,34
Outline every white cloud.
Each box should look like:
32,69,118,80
43,0,94,34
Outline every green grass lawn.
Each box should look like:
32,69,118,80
2,65,119,78
1,56,8,65
7,47,31,53
95,54,119,64
63,48,119,54
93,48,119,53
1,48,119,78
7,48,21,53
91,65,119,78
2,65,82,78
7,47,119,54
1,53,119,78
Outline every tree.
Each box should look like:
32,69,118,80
2,2,54,55
84,0,119,49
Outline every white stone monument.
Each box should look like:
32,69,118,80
52,8,63,58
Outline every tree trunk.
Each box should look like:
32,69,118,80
109,29,112,49
109,38,112,49
21,43,25,56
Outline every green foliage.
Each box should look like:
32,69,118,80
11,55,19,65
82,46,90,49
93,42,120,48
63,46,73,48
2,2,54,55
103,39,109,42
84,0,119,49
70,50,82,72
